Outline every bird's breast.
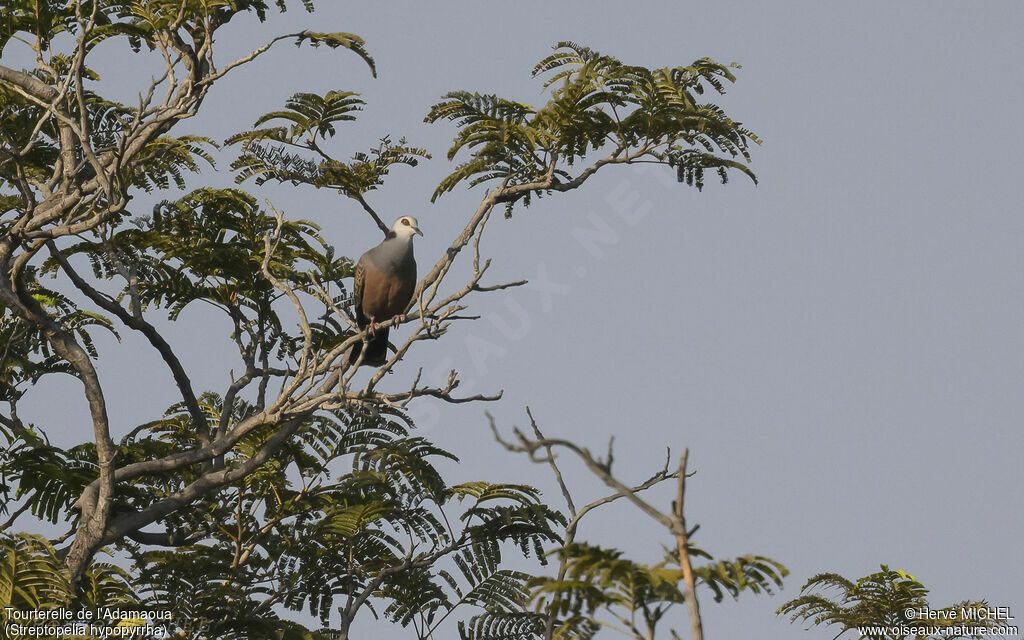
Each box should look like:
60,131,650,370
360,263,416,319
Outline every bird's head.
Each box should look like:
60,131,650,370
391,216,423,239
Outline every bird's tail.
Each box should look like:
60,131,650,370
348,327,390,368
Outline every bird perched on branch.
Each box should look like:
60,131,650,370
348,216,423,367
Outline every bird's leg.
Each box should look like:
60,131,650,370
367,316,379,336
391,314,406,327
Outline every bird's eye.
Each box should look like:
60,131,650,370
401,218,410,226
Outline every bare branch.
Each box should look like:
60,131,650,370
0,501,33,534
0,64,60,101
125,529,201,547
495,424,678,532
354,193,390,236
472,279,528,292
490,409,702,640
525,408,576,517
673,450,704,640
102,418,304,544
47,242,210,443
199,33,307,86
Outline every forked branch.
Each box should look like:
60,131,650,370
490,409,704,640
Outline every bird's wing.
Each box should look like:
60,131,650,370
352,255,367,327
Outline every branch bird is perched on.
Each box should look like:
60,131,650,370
349,216,423,367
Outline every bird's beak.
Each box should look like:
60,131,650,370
414,227,424,237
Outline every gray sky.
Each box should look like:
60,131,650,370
15,1,1024,638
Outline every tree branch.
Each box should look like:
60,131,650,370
490,410,701,640
125,529,200,547
0,64,60,102
46,242,210,443
102,418,304,544
673,450,703,640
354,193,390,236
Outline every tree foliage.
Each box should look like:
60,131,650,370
778,566,1001,640
526,544,786,640
0,2,784,638
1,534,140,631
426,41,758,208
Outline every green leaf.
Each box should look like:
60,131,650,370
296,31,376,77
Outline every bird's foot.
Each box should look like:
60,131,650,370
391,314,406,327
367,318,379,336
